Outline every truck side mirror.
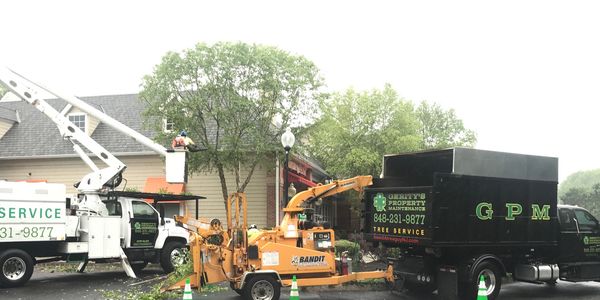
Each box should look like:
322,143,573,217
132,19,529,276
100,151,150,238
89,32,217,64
159,205,165,226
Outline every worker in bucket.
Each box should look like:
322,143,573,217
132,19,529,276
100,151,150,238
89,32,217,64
171,130,196,150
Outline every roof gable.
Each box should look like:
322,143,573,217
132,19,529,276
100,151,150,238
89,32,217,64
0,94,162,158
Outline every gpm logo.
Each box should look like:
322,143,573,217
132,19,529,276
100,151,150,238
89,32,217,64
475,202,551,221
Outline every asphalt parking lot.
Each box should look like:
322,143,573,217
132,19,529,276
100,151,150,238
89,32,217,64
3,262,600,300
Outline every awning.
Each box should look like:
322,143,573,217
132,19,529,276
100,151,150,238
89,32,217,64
288,172,317,187
106,191,205,219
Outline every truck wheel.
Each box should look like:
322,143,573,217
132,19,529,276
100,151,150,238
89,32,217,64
470,261,502,300
0,249,34,288
243,275,281,300
160,241,187,273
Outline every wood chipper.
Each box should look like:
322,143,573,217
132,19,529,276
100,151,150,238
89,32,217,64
168,175,395,300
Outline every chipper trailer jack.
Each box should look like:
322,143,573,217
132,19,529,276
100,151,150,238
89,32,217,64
167,176,395,300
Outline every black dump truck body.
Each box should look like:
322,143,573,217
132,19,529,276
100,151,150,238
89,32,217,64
364,148,600,299
365,148,559,249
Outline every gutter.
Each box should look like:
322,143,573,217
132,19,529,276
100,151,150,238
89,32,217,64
0,151,157,160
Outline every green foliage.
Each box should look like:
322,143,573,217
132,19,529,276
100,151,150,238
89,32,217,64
304,85,421,178
559,169,600,200
141,42,323,203
561,184,600,219
335,239,360,258
104,253,194,300
304,85,476,179
157,187,173,194
416,101,477,149
124,187,140,192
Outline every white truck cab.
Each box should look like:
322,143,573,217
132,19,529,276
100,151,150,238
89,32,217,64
103,193,197,272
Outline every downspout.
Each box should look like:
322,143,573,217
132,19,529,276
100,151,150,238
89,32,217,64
275,153,280,226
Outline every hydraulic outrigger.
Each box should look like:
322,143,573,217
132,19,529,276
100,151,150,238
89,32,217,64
168,175,394,300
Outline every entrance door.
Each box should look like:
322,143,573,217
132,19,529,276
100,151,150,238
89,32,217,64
129,201,159,247
558,208,581,262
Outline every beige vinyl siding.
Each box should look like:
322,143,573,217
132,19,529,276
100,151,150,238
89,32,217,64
67,107,100,135
0,120,13,139
185,166,268,229
0,155,269,228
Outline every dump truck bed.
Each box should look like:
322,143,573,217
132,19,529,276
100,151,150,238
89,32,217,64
364,148,559,248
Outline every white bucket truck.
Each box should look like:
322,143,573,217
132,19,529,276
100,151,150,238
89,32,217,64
0,68,200,287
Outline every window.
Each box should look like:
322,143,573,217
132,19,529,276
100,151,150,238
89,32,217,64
132,201,158,219
559,209,576,231
104,201,122,217
159,203,181,219
68,114,86,133
574,209,599,231
163,118,174,133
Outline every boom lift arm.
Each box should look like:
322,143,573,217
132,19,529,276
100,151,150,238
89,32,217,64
0,67,186,214
0,67,126,191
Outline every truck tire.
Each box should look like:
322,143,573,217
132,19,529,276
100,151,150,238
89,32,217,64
243,275,281,300
0,249,34,288
462,261,502,300
160,241,187,273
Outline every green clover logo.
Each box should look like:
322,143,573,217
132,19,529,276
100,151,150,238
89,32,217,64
584,236,589,245
134,222,141,230
374,193,387,212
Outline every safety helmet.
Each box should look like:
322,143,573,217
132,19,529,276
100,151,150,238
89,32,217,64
249,224,258,230
180,130,187,136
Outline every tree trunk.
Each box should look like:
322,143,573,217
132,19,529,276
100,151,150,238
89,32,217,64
216,163,229,211
239,159,259,192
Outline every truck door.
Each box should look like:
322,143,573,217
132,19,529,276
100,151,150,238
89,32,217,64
128,201,159,248
558,207,600,262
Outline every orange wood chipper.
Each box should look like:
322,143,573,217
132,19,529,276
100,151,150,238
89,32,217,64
167,175,394,300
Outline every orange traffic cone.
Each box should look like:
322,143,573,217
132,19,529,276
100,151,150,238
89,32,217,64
476,275,488,300
290,275,300,300
183,277,193,300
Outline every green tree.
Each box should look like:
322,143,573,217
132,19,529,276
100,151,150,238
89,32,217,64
561,184,600,218
560,169,600,218
559,169,600,200
416,101,477,149
141,42,322,205
305,85,477,179
304,84,421,178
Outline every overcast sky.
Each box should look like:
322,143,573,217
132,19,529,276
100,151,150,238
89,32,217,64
1,0,599,182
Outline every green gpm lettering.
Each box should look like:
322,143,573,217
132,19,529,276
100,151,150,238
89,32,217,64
476,202,551,221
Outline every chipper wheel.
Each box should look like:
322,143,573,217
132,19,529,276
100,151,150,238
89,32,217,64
243,275,281,300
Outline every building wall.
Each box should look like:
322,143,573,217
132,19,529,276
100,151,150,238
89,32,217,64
0,154,269,228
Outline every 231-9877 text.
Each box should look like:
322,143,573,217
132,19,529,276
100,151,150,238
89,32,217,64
0,226,54,239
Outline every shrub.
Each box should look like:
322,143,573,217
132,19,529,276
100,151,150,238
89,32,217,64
335,239,360,258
